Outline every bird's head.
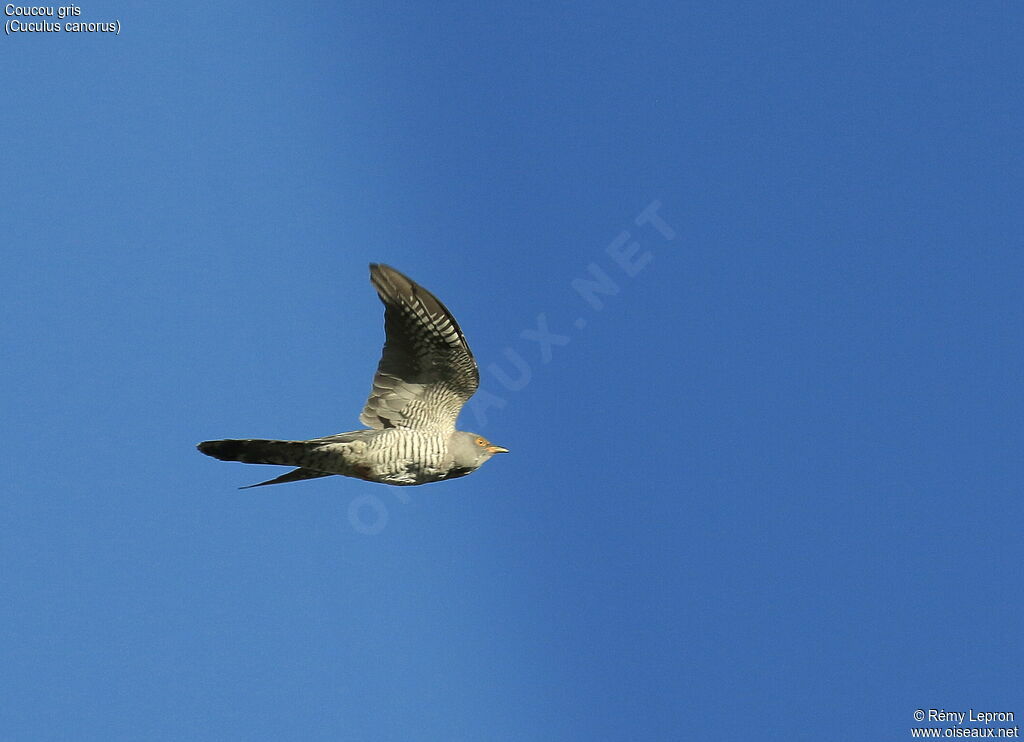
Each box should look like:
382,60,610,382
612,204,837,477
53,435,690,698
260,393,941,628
449,431,509,473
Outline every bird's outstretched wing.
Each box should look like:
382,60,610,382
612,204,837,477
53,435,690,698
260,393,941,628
359,264,480,432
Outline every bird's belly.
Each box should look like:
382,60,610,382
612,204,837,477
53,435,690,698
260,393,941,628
372,461,446,486
318,432,447,485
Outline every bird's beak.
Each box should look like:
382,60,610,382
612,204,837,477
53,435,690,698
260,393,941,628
487,445,509,454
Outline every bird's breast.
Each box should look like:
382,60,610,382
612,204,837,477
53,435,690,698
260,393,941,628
364,429,450,485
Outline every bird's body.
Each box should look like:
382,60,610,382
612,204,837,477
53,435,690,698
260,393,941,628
197,264,507,488
199,429,483,487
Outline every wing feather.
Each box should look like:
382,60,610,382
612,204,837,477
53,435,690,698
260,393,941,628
359,264,480,432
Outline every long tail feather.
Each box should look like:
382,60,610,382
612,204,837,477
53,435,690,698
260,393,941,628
197,439,311,466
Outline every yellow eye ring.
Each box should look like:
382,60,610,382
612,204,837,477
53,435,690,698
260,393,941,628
475,436,486,446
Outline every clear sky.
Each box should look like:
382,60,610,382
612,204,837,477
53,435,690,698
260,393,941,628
2,2,1022,740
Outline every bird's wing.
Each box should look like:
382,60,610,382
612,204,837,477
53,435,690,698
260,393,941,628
359,264,480,432
239,468,334,489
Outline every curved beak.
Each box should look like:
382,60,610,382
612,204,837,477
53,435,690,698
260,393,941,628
487,445,509,454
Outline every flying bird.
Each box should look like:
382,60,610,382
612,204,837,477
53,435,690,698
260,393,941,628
197,264,507,488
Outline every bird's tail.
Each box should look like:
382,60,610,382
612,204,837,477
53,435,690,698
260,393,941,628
197,439,314,467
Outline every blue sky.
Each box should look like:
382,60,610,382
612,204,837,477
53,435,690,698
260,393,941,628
2,2,1022,740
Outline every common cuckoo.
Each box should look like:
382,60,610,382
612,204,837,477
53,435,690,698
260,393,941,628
197,264,507,488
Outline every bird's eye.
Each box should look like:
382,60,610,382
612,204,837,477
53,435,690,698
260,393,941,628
475,437,486,446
